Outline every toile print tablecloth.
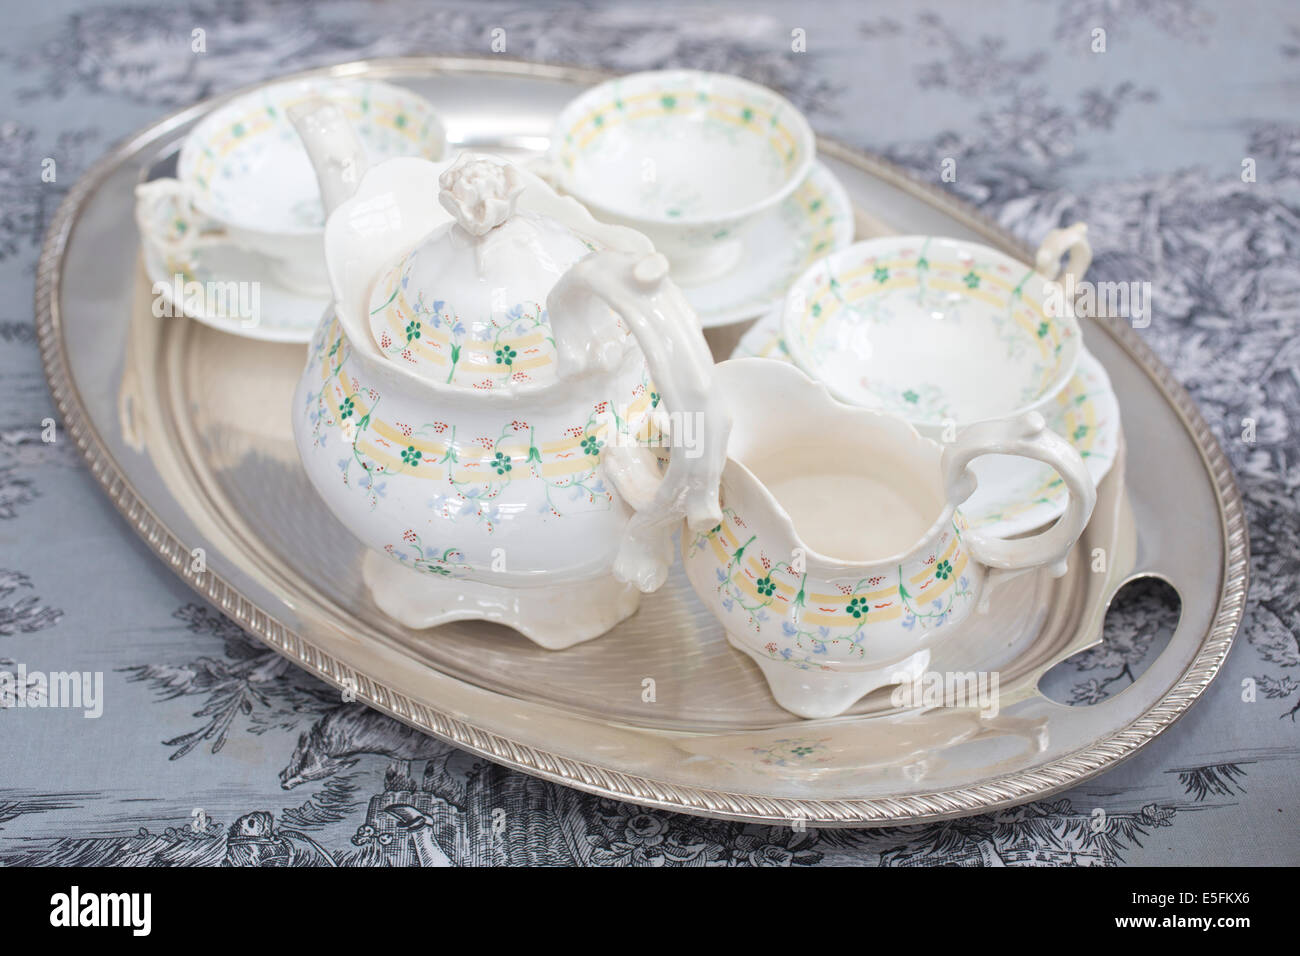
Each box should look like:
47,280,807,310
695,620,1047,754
1,0,1297,866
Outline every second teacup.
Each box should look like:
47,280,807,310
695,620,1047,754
781,227,1091,439
549,69,815,285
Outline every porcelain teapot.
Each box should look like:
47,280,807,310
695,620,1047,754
288,102,730,648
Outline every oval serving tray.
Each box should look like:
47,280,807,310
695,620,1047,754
37,57,1247,827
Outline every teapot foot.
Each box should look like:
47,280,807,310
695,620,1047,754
726,632,931,720
362,549,640,649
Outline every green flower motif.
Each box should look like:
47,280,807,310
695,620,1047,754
917,256,929,271
790,745,814,757
963,270,980,289
650,391,661,408
404,320,421,342
593,113,604,127
902,389,919,404
492,451,512,475
495,345,517,366
934,559,953,580
339,396,356,420
873,266,889,283
741,107,754,123
232,122,245,137
811,302,822,317
756,576,776,597
1074,424,1089,441
580,434,603,457
847,596,869,619
661,94,677,110
1037,321,1051,338
395,113,407,128
401,445,422,465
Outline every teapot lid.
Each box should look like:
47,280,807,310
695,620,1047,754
366,154,601,388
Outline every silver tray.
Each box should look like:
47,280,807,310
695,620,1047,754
36,56,1248,827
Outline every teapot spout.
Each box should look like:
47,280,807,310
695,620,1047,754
288,98,369,217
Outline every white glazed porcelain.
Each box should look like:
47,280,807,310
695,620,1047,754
135,78,446,296
734,304,1122,538
681,359,1096,719
290,102,730,649
135,186,328,343
549,70,816,285
685,161,854,326
782,227,1091,438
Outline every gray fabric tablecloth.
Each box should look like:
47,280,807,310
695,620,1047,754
1,0,1296,865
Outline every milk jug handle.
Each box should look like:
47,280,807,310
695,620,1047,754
940,412,1097,578
546,250,730,593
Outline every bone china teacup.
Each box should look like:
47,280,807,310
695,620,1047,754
781,227,1092,439
681,359,1097,719
135,77,446,294
549,69,815,285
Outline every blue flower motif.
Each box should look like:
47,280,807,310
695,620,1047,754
781,621,797,637
716,569,728,583
721,597,734,611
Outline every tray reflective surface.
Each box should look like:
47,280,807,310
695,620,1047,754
38,57,1247,825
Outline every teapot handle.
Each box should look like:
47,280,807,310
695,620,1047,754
941,412,1096,580
546,250,730,593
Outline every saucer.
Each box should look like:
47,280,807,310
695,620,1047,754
140,236,327,344
687,162,854,327
734,308,1120,537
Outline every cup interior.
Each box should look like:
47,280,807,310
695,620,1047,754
551,70,814,226
783,236,1081,428
177,78,446,236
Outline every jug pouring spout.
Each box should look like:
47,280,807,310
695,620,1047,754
288,98,370,217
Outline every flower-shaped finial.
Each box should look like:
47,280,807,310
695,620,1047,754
437,155,525,236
